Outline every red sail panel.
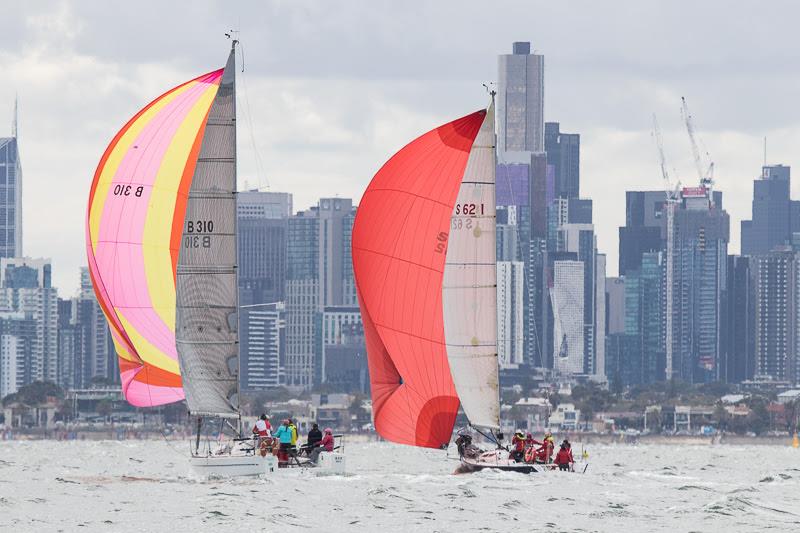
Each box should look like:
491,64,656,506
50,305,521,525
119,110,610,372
352,110,486,448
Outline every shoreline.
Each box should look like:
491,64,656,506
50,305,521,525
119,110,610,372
1,429,796,446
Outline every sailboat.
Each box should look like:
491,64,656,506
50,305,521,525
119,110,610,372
86,42,342,476
353,98,538,473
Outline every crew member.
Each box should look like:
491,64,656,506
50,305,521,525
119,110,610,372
311,428,335,464
305,423,323,455
274,419,293,464
511,430,526,462
554,443,574,471
252,414,272,438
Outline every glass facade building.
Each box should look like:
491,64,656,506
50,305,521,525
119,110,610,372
0,137,21,258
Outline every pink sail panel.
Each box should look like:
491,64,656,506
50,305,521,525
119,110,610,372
352,110,486,448
86,69,223,407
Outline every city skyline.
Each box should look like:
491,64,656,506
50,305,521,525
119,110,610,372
3,1,800,296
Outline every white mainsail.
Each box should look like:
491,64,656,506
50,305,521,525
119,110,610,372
442,101,500,430
176,48,240,418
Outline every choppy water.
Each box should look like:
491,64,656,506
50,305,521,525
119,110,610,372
0,439,798,532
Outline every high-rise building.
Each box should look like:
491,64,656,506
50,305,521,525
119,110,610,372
497,41,544,159
666,187,729,382
497,261,525,368
623,251,664,384
0,129,22,258
544,122,580,199
552,260,584,374
618,191,665,276
0,332,20,398
239,302,284,391
606,277,626,335
237,190,292,219
741,165,791,255
556,223,599,375
594,254,606,379
55,269,116,390
237,191,291,389
0,258,57,385
752,249,797,384
320,306,366,392
720,255,755,383
285,198,355,389
238,190,290,306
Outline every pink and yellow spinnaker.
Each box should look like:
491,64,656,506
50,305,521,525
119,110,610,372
86,68,224,407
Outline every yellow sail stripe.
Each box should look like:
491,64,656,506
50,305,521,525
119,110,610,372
87,81,197,248
142,84,220,330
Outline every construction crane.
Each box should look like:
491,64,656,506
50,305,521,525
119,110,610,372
652,114,679,380
680,96,714,192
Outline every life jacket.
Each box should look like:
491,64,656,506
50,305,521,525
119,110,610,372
524,446,536,463
512,435,525,452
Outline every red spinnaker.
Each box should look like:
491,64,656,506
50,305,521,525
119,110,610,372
352,110,486,448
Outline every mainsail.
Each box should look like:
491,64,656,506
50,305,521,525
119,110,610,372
352,110,486,449
175,48,239,418
442,102,500,430
86,66,225,407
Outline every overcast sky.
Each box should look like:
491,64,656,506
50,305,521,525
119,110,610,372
2,0,800,295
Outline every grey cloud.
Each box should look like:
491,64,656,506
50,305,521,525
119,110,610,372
3,0,800,293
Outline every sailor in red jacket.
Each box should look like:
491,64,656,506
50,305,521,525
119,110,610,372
252,414,272,437
554,443,573,471
510,430,526,462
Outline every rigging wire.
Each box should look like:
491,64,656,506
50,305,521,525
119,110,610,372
237,41,269,192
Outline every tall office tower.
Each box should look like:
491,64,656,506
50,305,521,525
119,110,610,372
239,302,284,391
238,190,290,306
0,258,57,384
622,251,664,385
319,305,367,392
527,238,548,368
618,191,664,276
752,249,797,384
497,261,525,368
544,122,580,199
594,254,606,379
237,190,292,219
237,191,290,390
0,310,36,398
741,165,791,255
78,267,113,384
497,41,544,159
0,331,20,398
606,277,625,334
720,255,755,383
605,277,626,390
285,198,355,389
556,223,598,375
56,298,78,389
667,187,730,383
0,113,22,258
552,260,584,374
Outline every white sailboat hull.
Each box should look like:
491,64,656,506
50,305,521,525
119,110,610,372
316,451,346,474
190,453,278,477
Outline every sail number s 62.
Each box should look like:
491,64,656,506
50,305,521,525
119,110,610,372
454,203,485,216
